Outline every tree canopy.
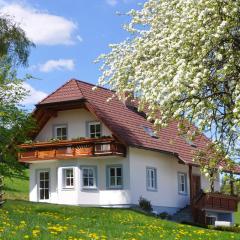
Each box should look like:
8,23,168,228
98,0,240,160
0,15,34,177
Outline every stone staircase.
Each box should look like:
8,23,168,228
171,205,194,223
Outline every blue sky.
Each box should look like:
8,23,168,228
0,0,145,108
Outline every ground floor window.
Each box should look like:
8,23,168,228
178,172,187,195
38,170,49,200
62,168,74,188
206,216,217,225
82,167,97,189
146,167,157,191
107,165,123,189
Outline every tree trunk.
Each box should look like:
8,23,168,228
210,172,214,193
230,173,234,196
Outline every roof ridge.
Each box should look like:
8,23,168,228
73,78,115,93
38,79,75,105
38,79,84,105
72,79,85,98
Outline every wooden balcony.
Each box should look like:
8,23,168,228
18,138,126,162
194,192,239,212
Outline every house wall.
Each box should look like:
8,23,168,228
36,108,112,141
129,147,220,214
29,155,131,206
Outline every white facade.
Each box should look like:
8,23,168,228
29,108,220,215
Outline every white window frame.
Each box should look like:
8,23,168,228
107,165,123,189
88,121,101,138
81,166,97,189
178,172,187,195
146,167,157,191
53,124,68,140
37,169,50,202
62,167,74,189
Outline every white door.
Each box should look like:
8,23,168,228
38,170,50,201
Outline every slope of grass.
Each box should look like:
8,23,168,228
1,169,240,239
0,200,239,240
3,169,29,200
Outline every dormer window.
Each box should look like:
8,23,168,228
88,121,101,138
54,124,67,140
143,126,158,138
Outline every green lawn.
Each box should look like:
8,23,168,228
4,169,29,200
0,200,239,240
1,169,240,239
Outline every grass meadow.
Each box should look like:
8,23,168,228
0,169,239,240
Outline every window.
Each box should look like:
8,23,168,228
206,216,217,225
88,121,101,138
54,125,67,140
38,171,49,200
82,167,97,189
62,168,74,188
143,126,158,138
178,172,187,195
146,167,157,191
107,166,123,189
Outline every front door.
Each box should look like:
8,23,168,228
192,175,201,199
38,170,50,201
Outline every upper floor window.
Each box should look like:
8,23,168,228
146,167,157,191
178,172,187,195
62,168,74,188
88,121,101,138
54,124,67,140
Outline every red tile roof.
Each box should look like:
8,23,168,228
37,79,238,171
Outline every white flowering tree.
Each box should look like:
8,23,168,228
97,0,240,191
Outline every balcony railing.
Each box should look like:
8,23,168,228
194,192,239,212
18,138,126,162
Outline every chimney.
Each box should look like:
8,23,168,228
121,90,134,107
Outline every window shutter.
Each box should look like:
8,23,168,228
185,174,188,194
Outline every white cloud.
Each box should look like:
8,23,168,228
39,59,75,72
21,83,47,105
106,0,133,6
76,35,83,42
0,2,81,45
106,0,118,6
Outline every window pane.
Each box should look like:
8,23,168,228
110,168,115,177
66,178,71,186
117,177,122,186
40,189,44,199
88,169,93,177
45,172,49,180
90,125,95,133
117,168,122,177
44,189,49,199
45,181,49,189
96,124,100,132
40,181,44,188
83,169,88,177
89,178,94,186
62,128,67,136
40,172,44,180
57,128,61,137
110,176,115,186
83,178,88,186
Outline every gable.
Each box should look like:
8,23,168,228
36,108,112,142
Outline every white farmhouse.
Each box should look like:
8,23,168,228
19,79,239,225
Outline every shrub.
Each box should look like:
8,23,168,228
138,196,152,212
158,212,171,220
